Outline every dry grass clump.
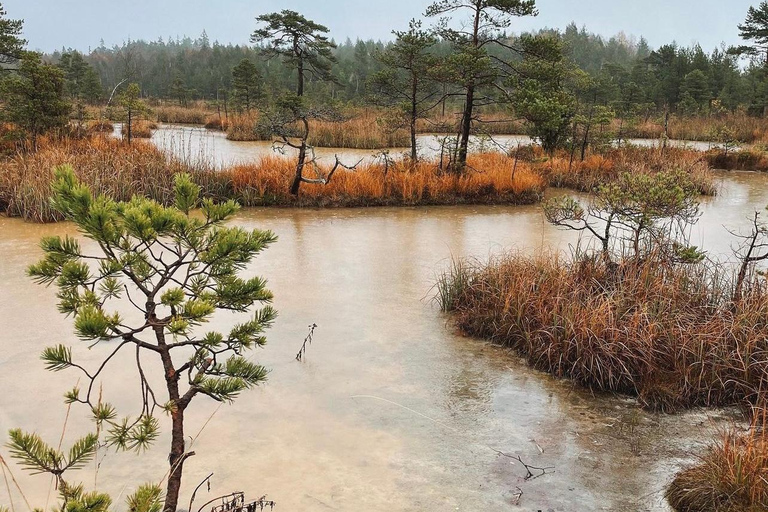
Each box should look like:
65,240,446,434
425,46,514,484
309,114,410,149
439,252,768,412
542,146,717,196
204,115,229,131
667,412,768,512
706,149,768,172
229,152,544,207
225,113,270,141
225,110,410,149
153,105,211,125
621,113,768,144
0,137,225,222
87,120,114,133
122,120,158,140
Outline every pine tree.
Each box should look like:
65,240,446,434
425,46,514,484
251,10,337,97
0,52,70,148
231,58,263,112
369,20,440,161
118,82,149,143
5,429,165,512
0,2,25,66
426,0,538,173
732,1,768,63
169,73,189,106
28,168,278,512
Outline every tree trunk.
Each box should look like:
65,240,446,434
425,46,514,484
127,108,133,145
164,404,186,512
455,88,473,173
290,142,307,196
297,57,304,97
410,75,418,162
453,4,481,174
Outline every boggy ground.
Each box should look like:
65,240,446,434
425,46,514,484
0,135,719,223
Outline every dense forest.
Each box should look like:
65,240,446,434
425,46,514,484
44,23,764,117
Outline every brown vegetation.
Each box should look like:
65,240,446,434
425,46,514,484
667,412,768,512
438,252,768,412
229,152,544,207
309,113,410,149
122,120,158,139
534,146,718,196
0,138,545,222
0,137,224,222
225,113,270,141
205,115,229,130
152,104,212,125
621,113,768,144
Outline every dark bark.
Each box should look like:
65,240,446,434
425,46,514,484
410,75,418,162
290,142,307,196
454,4,482,174
297,54,304,97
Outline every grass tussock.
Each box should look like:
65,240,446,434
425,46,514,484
153,105,212,125
205,115,229,131
538,146,718,196
225,113,270,142
438,253,768,412
122,121,158,140
229,152,544,207
667,412,768,512
622,113,768,144
309,113,410,149
226,110,409,148
87,120,114,134
705,149,768,172
0,137,225,222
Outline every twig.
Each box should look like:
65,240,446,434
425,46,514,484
296,323,318,361
189,472,214,512
492,450,555,481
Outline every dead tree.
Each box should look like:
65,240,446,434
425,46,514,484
731,211,768,301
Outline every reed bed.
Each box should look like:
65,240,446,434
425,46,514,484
309,114,410,149
122,120,158,140
225,113,271,141
153,105,212,125
0,137,225,222
0,138,544,221
538,146,718,196
621,113,768,144
226,110,410,149
705,149,768,172
438,252,768,412
205,115,229,131
87,120,114,133
667,411,768,511
230,152,544,207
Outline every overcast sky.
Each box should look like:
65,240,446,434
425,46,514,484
4,0,758,53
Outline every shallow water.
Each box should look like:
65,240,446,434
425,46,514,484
1,172,767,511
123,123,721,170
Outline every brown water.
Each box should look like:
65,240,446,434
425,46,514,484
126,124,722,170
1,172,766,512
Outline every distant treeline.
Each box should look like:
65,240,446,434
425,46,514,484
45,23,767,116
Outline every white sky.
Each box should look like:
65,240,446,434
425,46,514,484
4,0,756,53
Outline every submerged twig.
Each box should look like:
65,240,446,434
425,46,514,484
493,449,555,481
295,323,318,361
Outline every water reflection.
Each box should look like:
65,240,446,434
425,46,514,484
131,124,721,170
